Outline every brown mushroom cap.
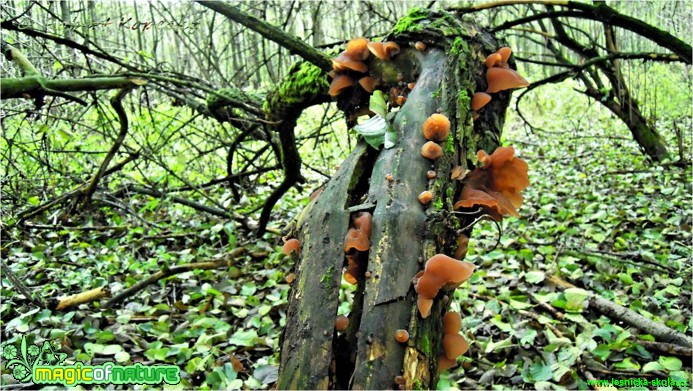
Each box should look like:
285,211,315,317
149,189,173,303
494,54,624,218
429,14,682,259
415,254,475,302
417,297,434,319
486,67,529,93
418,191,433,205
421,141,443,161
476,146,530,207
344,254,361,285
395,329,410,343
384,41,401,58
329,74,354,96
422,113,451,142
454,233,470,259
344,228,370,253
453,186,514,219
396,95,407,106
415,41,427,51
346,37,370,60
358,76,379,93
367,42,389,60
485,52,502,68
332,52,368,73
407,82,416,90
443,333,469,359
438,355,457,372
427,170,437,179
351,212,372,237
497,46,512,65
335,315,350,331
282,238,300,256
471,92,492,111
285,273,295,284
443,311,462,334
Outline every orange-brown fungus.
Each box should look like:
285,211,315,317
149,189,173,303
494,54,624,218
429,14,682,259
497,46,512,66
443,311,462,334
329,75,354,96
344,228,369,253
422,113,451,142
344,254,361,284
386,174,394,182
282,238,300,256
394,376,406,385
394,329,409,343
332,52,368,73
471,92,492,111
414,255,475,318
415,41,427,51
486,67,529,93
485,52,502,68
367,42,388,60
427,170,437,179
335,316,349,331
351,211,372,237
358,76,379,93
384,42,401,58
396,95,407,106
346,37,370,60
407,82,416,90
438,355,457,372
418,191,433,205
454,146,529,221
454,233,470,259
421,142,443,161
285,273,295,284
443,334,469,359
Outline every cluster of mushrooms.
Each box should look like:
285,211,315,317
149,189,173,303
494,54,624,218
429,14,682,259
328,37,400,98
470,46,529,120
343,211,372,284
329,37,429,110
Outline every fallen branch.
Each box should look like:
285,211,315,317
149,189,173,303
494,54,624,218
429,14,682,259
103,247,246,308
547,275,692,348
0,260,46,307
636,339,693,358
52,286,110,311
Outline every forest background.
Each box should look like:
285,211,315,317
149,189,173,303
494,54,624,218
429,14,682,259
0,0,691,389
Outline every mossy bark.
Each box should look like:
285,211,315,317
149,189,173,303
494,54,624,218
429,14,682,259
279,11,510,389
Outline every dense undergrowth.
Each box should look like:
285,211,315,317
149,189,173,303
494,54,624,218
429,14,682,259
1,78,691,389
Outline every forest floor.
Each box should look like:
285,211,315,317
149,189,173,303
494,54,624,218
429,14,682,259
2,87,691,389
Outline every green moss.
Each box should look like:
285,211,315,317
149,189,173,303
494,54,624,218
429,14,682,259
412,379,425,390
264,61,329,114
391,7,429,35
321,265,335,287
448,37,465,56
417,334,432,355
434,198,443,210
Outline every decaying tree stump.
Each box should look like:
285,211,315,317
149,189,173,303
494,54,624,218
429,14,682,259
278,10,514,389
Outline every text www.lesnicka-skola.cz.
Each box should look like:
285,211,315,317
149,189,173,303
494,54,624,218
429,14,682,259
586,377,689,388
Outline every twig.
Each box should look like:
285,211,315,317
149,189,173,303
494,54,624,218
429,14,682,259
635,339,693,358
80,87,134,209
546,275,692,348
0,260,46,307
103,247,246,308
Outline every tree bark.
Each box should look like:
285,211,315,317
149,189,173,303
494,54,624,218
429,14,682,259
278,11,510,389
